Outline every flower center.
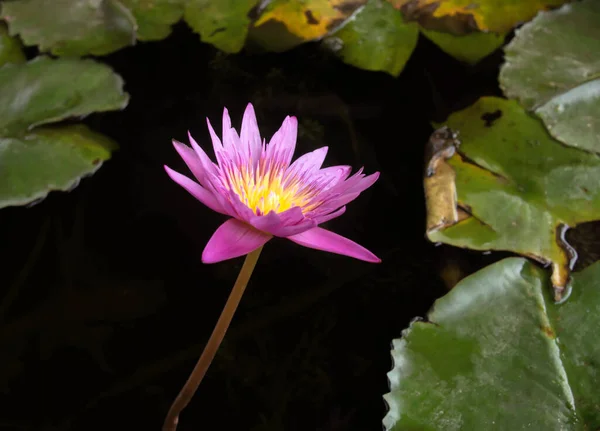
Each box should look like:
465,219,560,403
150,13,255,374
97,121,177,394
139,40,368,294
229,168,309,215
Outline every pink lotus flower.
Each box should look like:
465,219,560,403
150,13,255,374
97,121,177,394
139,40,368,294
165,103,380,264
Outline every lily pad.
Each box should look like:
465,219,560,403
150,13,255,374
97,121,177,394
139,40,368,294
0,57,127,208
500,0,600,154
384,257,600,430
184,0,258,53
420,29,505,64
323,0,418,76
249,0,366,52
0,57,129,136
391,0,571,33
0,126,116,208
424,97,600,300
0,22,25,66
1,0,136,56
120,0,184,41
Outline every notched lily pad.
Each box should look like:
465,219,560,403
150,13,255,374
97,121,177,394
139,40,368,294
419,29,505,64
500,0,600,154
0,125,116,208
249,0,366,52
0,57,128,208
391,0,571,34
1,0,137,56
424,97,600,301
323,0,418,76
184,0,258,53
0,22,25,66
384,257,600,430
120,0,184,41
385,1,505,65
0,57,129,137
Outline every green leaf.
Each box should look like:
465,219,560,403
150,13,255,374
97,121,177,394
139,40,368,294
249,0,366,53
0,57,129,137
184,0,258,53
420,29,505,64
120,0,184,41
548,261,600,424
424,97,600,300
1,0,136,56
384,257,600,430
0,22,25,66
323,0,418,76
0,125,116,208
0,56,127,208
499,0,600,154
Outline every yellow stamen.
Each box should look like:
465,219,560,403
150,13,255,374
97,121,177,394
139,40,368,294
227,166,312,214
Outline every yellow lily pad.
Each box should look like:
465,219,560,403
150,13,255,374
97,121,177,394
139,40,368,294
250,0,366,52
391,0,571,33
424,97,600,301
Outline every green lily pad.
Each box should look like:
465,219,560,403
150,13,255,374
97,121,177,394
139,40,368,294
384,257,600,430
420,28,505,64
0,57,129,136
0,22,25,66
424,97,600,300
120,0,184,41
184,0,258,53
1,0,136,56
0,57,127,208
499,0,600,154
323,0,418,76
0,125,116,208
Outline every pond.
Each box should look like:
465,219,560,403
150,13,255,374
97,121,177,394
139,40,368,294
2,20,591,431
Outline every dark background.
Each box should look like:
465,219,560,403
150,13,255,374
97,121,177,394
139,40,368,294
1,23,513,431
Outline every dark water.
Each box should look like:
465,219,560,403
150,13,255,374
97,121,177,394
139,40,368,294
1,24,508,431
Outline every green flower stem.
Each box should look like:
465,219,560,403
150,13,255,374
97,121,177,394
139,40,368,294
163,246,264,431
